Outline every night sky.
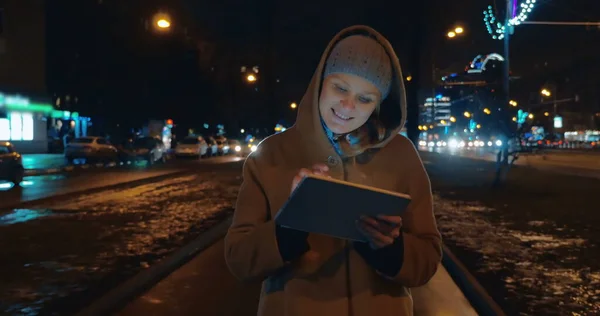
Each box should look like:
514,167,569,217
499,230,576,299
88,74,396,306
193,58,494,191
45,0,600,136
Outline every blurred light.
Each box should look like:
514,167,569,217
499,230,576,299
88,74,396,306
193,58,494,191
487,141,493,146
235,145,241,152
436,141,442,147
509,100,518,107
418,125,423,130
240,128,245,133
455,26,464,34
419,140,427,147
156,19,170,28
290,102,297,109
512,117,517,122
447,31,456,38
476,124,481,129
528,113,534,119
468,141,473,147
440,120,446,124
428,141,435,147
495,140,503,147
544,112,549,117
541,89,551,97
450,116,456,123
448,139,458,148
247,74,257,82
406,75,413,82
483,108,491,115
250,145,258,152
464,111,471,118
459,141,466,148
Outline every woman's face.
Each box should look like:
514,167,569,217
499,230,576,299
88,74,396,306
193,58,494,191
319,73,381,134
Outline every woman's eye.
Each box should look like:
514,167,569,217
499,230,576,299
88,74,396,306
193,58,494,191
335,85,348,92
358,96,372,103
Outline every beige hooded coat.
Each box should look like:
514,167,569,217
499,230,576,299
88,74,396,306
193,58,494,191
225,25,442,316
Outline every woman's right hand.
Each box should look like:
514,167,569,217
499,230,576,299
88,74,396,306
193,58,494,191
290,163,330,194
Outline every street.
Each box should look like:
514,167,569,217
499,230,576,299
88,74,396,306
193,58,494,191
1,151,599,315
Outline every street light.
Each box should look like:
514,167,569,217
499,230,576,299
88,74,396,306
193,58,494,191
541,89,551,97
464,111,471,118
246,74,257,82
447,31,456,38
455,26,464,34
450,116,456,123
483,108,491,115
290,102,297,109
509,100,518,107
157,19,170,29
152,12,172,31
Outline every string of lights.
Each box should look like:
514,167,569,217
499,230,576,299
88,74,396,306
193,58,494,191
483,0,537,40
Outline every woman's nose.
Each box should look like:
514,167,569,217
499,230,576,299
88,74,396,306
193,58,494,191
340,98,355,110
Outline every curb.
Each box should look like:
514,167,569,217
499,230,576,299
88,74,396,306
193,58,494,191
24,157,176,177
0,169,188,212
442,245,506,316
76,217,232,316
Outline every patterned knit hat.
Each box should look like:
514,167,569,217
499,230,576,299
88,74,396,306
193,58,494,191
324,35,392,99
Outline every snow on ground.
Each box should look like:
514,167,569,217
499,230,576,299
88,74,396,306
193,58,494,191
434,195,599,315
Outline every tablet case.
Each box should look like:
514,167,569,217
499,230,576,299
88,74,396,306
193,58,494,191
274,174,411,242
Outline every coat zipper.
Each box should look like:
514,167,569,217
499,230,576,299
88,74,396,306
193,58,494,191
342,161,353,316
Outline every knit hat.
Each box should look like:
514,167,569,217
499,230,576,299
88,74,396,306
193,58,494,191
324,35,392,99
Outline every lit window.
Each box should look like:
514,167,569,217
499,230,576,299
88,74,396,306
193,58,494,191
10,112,22,140
0,118,9,140
22,113,34,140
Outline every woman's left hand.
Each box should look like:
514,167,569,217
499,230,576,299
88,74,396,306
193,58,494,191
357,215,403,249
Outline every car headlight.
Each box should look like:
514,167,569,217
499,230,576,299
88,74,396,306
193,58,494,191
250,145,258,152
223,146,230,151
235,145,241,152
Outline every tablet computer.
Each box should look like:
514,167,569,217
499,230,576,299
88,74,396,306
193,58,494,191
274,174,411,242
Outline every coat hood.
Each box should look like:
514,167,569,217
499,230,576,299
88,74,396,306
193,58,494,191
294,25,407,158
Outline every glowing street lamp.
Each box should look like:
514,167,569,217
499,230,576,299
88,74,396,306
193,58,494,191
246,74,257,82
463,111,471,118
152,13,172,31
156,19,170,29
455,26,464,34
290,102,297,109
447,31,456,38
541,89,551,97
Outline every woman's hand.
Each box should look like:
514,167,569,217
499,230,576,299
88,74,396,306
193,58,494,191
357,215,403,249
290,163,330,194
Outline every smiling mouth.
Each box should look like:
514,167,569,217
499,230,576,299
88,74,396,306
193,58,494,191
332,108,353,121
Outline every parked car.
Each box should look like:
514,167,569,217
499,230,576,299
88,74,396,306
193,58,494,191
175,136,208,158
0,142,24,185
132,137,167,164
65,136,118,164
216,136,229,155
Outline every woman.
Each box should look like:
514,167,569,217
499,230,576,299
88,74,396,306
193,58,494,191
225,25,442,316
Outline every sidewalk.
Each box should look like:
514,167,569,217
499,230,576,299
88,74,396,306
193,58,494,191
117,239,476,316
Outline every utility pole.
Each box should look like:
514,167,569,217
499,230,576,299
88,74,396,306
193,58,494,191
493,0,514,187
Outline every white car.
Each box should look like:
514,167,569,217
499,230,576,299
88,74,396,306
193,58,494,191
65,136,118,164
175,136,208,158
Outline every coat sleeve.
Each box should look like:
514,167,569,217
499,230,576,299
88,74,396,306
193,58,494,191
224,156,286,282
391,139,442,287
